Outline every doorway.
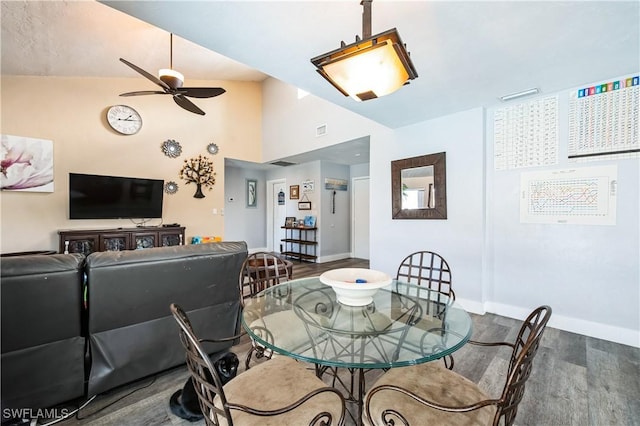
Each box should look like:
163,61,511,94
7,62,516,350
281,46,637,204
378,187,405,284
266,178,287,253
352,176,370,259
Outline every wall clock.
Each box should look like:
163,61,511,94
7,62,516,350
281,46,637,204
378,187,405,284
106,105,142,135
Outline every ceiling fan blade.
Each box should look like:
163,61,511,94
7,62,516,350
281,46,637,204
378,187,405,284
179,87,226,98
120,90,167,96
119,58,171,91
173,94,205,115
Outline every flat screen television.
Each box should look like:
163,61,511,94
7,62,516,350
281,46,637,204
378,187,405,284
69,173,164,219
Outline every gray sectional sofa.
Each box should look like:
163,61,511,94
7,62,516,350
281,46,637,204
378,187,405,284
1,241,247,415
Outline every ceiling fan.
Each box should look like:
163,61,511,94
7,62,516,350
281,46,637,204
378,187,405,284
119,33,225,115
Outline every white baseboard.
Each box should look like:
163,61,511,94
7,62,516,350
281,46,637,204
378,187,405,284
248,247,269,253
457,298,639,348
317,253,351,263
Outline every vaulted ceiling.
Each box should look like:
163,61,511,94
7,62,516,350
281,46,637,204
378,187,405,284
2,1,638,164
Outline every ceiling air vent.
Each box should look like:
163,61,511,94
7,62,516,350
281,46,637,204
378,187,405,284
270,161,297,167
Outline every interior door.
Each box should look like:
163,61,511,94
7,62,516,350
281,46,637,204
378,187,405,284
352,176,370,259
267,179,287,253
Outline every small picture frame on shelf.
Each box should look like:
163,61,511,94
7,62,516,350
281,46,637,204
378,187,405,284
285,216,295,227
303,215,316,227
290,185,300,199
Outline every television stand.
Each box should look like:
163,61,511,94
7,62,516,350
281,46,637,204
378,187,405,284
58,226,185,255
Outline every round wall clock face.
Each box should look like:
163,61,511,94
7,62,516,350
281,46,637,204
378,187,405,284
106,105,142,135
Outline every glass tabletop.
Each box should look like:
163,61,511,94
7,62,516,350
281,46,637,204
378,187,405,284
241,277,472,369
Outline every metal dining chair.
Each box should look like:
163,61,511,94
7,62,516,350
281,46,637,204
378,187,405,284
395,250,455,368
238,252,303,369
171,303,346,426
396,250,454,299
363,305,552,426
239,251,293,299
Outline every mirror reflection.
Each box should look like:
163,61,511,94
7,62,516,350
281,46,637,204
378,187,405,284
391,152,447,220
401,165,435,209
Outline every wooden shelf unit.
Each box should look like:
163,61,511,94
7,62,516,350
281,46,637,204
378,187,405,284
280,226,317,262
58,226,185,255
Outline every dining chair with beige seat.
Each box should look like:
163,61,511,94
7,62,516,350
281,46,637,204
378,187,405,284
363,305,552,426
171,303,346,426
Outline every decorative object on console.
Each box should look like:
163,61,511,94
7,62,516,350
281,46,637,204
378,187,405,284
319,268,392,306
106,105,142,135
191,236,222,244
303,215,316,227
118,33,226,116
1,134,54,192
206,142,219,155
179,155,216,199
310,0,418,102
164,181,178,194
161,139,182,158
285,216,296,227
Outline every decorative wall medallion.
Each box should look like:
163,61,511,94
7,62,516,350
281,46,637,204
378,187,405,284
164,181,179,194
206,143,219,155
161,139,182,158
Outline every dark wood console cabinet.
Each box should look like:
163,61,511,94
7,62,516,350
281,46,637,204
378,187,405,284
58,226,185,255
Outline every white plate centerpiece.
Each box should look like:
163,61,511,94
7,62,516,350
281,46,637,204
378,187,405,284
319,268,392,306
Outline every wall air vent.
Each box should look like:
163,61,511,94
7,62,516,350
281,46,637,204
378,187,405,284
270,161,297,167
316,124,327,137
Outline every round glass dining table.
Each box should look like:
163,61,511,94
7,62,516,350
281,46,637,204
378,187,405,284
241,276,473,425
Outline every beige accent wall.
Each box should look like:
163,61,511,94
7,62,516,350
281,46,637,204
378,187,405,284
1,76,262,253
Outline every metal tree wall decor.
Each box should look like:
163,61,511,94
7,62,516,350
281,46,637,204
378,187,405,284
179,155,216,198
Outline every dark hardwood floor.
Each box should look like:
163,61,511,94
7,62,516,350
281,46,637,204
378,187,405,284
45,258,638,426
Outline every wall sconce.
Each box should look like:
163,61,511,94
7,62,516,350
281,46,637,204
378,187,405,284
311,0,418,101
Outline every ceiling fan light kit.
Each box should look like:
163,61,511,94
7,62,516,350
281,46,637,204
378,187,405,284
158,68,184,89
311,0,417,101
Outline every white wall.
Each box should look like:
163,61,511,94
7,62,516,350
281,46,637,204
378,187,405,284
261,78,639,347
261,78,390,162
370,108,487,306
1,76,263,252
223,166,267,248
485,77,640,343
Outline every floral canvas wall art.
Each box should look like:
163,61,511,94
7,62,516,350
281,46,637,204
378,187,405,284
1,134,54,192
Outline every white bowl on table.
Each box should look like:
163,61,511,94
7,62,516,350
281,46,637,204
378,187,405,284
319,268,392,306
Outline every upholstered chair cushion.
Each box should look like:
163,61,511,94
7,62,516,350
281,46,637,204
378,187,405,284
363,361,496,426
215,356,343,425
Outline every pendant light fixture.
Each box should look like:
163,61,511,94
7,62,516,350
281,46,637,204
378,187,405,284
311,0,418,101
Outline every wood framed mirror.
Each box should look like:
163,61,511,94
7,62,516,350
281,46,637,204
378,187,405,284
391,152,447,219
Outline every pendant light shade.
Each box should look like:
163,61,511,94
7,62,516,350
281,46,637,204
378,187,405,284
311,1,417,101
